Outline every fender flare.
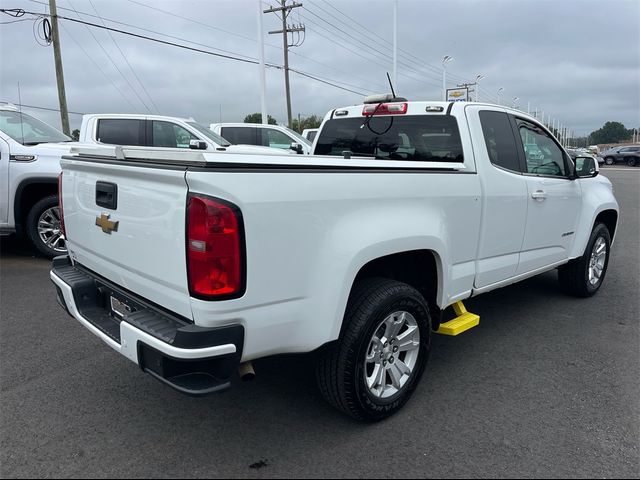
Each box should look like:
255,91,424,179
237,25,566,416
13,177,58,230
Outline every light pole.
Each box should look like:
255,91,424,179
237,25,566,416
442,55,453,101
512,97,519,109
497,87,504,106
475,74,485,102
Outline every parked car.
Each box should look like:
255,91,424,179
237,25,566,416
601,145,640,166
302,128,319,142
0,103,74,257
79,114,285,155
566,148,604,165
210,122,311,154
52,98,618,421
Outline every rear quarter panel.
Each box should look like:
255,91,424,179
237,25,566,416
186,169,481,360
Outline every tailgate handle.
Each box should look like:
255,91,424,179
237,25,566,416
96,181,118,210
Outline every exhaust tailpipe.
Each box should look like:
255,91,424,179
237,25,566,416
238,362,255,381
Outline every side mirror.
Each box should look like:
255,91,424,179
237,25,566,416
290,142,304,154
189,139,207,150
574,156,599,178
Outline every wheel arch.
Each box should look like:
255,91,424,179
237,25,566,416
340,249,444,336
13,177,58,233
595,209,618,242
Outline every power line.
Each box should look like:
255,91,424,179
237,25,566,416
29,0,386,96
303,6,394,64
66,0,151,113
290,68,365,96
126,0,267,48
0,17,31,24
27,0,260,62
2,102,84,115
308,1,433,76
303,5,445,85
314,0,469,83
2,8,369,98
300,16,441,88
58,21,138,111
299,9,444,86
87,0,160,113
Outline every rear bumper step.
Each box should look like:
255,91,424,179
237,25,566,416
51,256,244,395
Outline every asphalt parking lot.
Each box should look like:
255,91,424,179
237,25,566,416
1,167,639,479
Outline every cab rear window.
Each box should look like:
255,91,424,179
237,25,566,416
97,119,145,146
314,115,463,162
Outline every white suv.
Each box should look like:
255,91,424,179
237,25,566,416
0,103,74,257
210,123,311,154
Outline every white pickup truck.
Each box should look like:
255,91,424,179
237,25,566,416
51,99,618,421
79,114,288,155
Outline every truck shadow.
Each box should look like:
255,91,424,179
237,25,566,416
0,235,44,258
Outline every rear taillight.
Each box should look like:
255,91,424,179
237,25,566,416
362,102,408,116
58,172,66,240
186,194,244,300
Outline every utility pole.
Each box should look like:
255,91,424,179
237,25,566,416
265,0,304,129
257,0,268,125
49,0,70,135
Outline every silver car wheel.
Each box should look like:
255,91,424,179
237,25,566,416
588,236,607,286
364,311,420,399
37,206,66,253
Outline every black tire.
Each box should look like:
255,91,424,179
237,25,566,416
25,195,67,258
626,157,637,167
316,278,431,422
604,157,614,165
558,223,611,297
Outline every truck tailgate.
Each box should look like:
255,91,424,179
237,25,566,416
60,159,192,319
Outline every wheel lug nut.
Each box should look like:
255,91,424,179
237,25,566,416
393,346,398,353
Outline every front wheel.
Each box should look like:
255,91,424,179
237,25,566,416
25,195,67,258
558,223,611,297
316,278,431,421
604,157,614,165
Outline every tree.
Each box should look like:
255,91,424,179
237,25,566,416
291,114,322,133
244,113,277,125
71,129,79,141
589,121,632,144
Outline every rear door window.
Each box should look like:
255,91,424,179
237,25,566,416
479,110,522,172
97,119,145,146
314,115,464,162
220,127,258,145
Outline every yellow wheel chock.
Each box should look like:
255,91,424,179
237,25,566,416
436,301,480,336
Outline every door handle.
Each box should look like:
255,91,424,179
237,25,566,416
531,190,547,200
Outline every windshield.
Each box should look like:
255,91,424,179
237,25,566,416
186,121,231,146
0,110,72,145
283,126,311,146
314,115,464,162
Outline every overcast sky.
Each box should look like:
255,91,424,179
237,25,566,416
1,0,639,136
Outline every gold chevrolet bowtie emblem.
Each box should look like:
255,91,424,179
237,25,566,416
95,213,119,234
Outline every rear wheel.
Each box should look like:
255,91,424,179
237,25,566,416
604,157,614,165
316,278,431,421
25,195,67,258
626,157,637,167
558,223,611,297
